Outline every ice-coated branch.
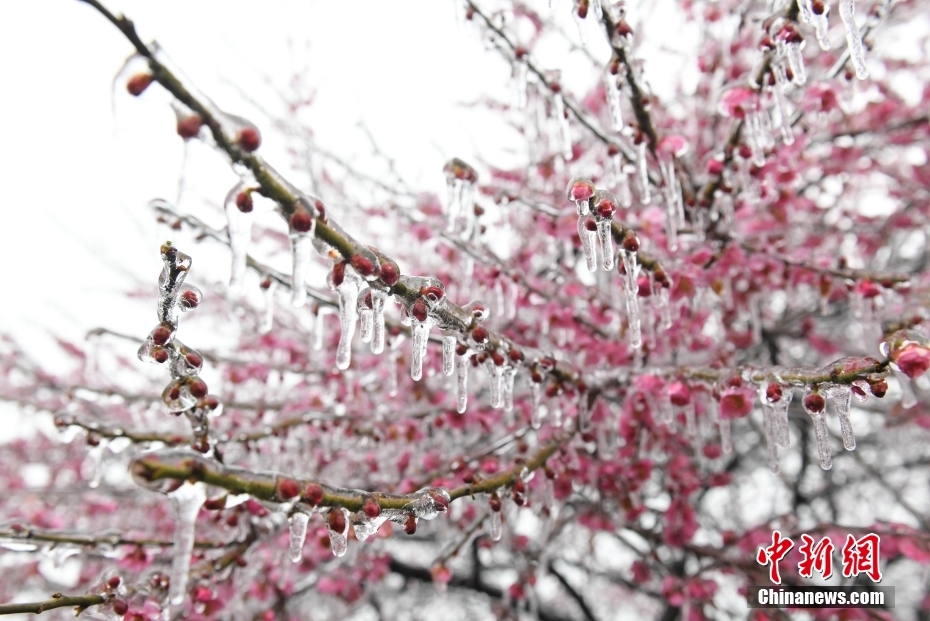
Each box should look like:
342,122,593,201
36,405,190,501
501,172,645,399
81,0,584,392
128,435,564,512
0,594,107,617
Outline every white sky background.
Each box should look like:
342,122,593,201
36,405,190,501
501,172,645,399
0,0,701,381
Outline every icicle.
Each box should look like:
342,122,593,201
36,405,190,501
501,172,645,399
371,290,387,354
573,11,588,46
411,318,436,381
840,0,868,79
592,0,603,18
812,5,832,50
772,392,792,448
443,159,477,233
762,406,780,473
659,158,679,251
567,176,595,216
605,71,624,131
596,221,614,271
719,419,732,454
620,250,642,350
168,482,206,605
486,360,505,409
612,154,633,207
531,382,543,429
326,508,350,557
360,308,373,343
289,233,312,308
442,333,456,376
313,307,332,352
803,391,832,470
489,509,502,541
746,109,767,167
260,279,276,334
86,439,107,489
225,182,253,295
503,367,516,412
637,141,651,204
579,218,598,272
656,286,672,330
513,58,528,109
552,402,563,427
553,93,573,161
829,386,856,450
457,354,470,413
335,276,361,370
799,0,814,22
784,40,808,86
288,512,309,563
771,62,795,145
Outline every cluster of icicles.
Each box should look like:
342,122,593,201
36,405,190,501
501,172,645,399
566,176,671,351
136,243,218,453
652,356,890,474
129,450,453,605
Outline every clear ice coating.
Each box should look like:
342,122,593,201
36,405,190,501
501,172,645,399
410,317,436,381
326,508,350,557
802,0,832,50
456,354,470,413
261,279,276,334
579,218,598,272
637,141,651,204
784,40,807,86
620,249,642,350
370,289,388,355
892,367,918,410
224,181,252,295
442,333,457,376
335,272,362,370
839,0,869,79
596,220,615,271
289,233,312,308
489,509,502,541
167,482,206,605
826,385,856,450
288,512,309,563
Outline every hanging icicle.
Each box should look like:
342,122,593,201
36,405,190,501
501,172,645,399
839,0,869,79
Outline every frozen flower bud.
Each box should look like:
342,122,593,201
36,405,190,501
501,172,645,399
188,378,208,400
176,115,203,139
668,381,691,406
289,206,314,233
411,298,429,322
812,0,827,15
471,326,489,345
430,489,450,512
328,508,347,533
509,347,524,363
379,261,399,286
151,324,173,346
236,127,261,153
404,515,418,535
235,190,253,213
304,483,324,506
330,261,347,288
622,232,640,253
868,378,888,398
363,496,381,519
351,254,378,278
420,285,445,303
112,600,129,615
203,496,226,511
126,73,154,96
567,176,596,203
153,347,170,364
107,576,121,589
276,478,301,500
718,386,754,419
883,329,930,379
765,382,783,403
803,392,826,413
489,493,502,512
584,218,598,232
456,343,469,356
178,288,201,311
